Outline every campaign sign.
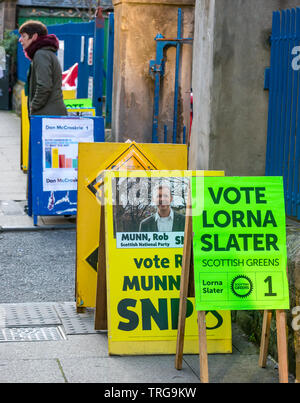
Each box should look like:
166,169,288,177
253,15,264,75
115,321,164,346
64,98,93,109
191,176,290,311
76,141,188,309
103,170,232,355
28,115,104,224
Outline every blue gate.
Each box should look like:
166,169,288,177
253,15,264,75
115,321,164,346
265,8,300,220
16,12,114,123
17,21,96,97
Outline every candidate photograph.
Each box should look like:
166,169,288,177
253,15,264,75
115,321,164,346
112,177,187,234
139,183,186,232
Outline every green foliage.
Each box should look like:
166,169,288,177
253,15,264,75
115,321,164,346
248,333,257,344
0,30,18,58
0,30,19,84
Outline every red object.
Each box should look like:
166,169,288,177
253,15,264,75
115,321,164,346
62,63,78,90
59,155,65,168
24,34,59,61
95,7,105,28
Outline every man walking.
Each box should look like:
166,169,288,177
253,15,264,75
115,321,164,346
18,20,67,116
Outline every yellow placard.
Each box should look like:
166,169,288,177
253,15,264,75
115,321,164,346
76,142,188,309
103,170,232,355
21,89,30,171
21,89,77,171
62,89,76,100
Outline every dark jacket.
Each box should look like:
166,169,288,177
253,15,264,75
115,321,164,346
28,46,67,116
139,211,186,232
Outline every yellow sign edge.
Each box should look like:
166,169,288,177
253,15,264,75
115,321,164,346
108,339,232,355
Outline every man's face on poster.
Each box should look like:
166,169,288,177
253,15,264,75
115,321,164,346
153,185,172,217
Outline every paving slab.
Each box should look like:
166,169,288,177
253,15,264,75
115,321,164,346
0,200,26,215
0,111,27,206
0,334,108,361
0,300,290,383
0,199,76,229
0,359,65,383
59,356,200,384
0,301,292,383
184,353,279,383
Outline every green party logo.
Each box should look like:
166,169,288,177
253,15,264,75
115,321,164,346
230,275,253,298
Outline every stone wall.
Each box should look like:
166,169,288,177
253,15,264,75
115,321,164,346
3,0,17,32
0,0,17,39
111,0,194,143
189,0,300,175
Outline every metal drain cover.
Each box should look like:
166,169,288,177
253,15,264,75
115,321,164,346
0,326,66,342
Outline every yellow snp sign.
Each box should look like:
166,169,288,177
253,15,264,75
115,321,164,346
102,170,232,355
76,142,188,309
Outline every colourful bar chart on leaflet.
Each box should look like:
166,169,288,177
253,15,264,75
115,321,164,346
28,115,105,227
45,147,78,169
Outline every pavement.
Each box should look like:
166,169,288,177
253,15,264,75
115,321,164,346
0,110,295,385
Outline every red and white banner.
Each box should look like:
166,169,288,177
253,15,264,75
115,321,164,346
62,63,78,91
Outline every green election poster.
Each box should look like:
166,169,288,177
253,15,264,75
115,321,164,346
191,176,290,311
64,98,93,109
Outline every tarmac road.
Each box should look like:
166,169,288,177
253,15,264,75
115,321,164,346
0,229,76,303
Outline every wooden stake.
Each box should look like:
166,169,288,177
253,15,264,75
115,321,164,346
259,310,273,368
94,201,107,330
198,311,209,383
175,191,193,370
175,185,209,383
276,309,289,383
259,267,289,382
